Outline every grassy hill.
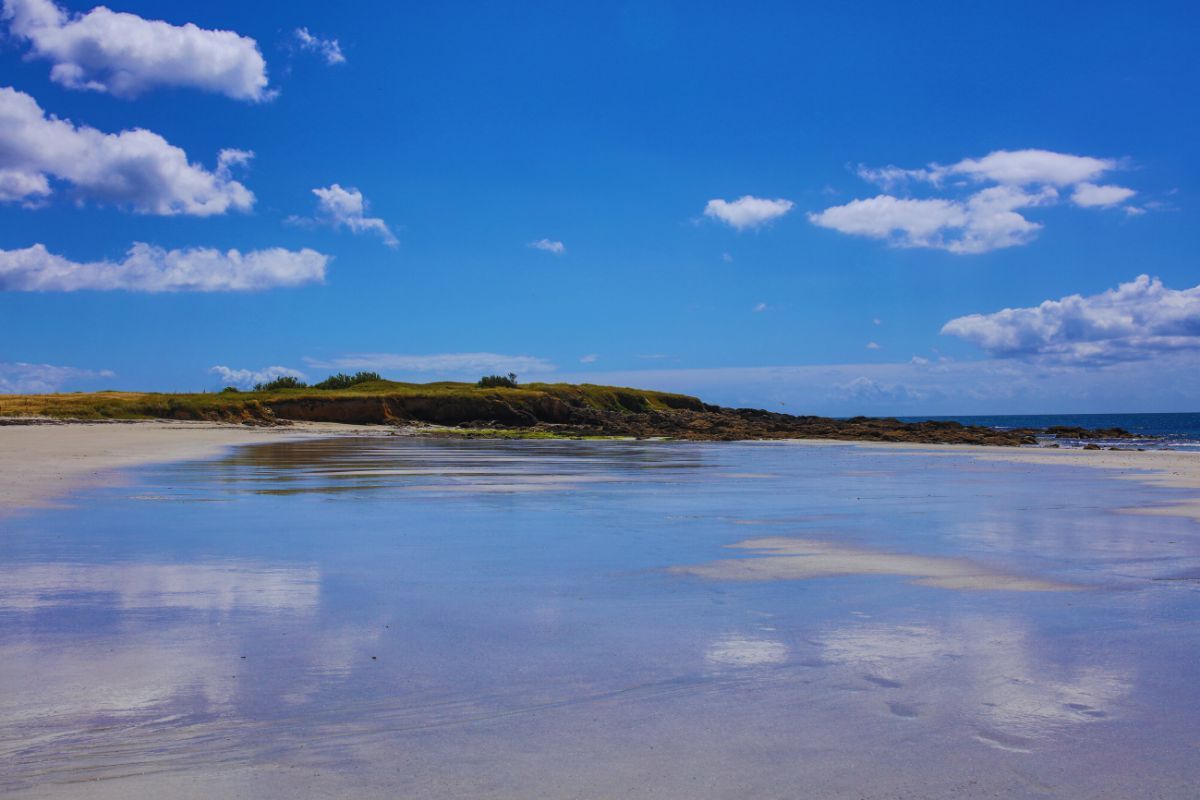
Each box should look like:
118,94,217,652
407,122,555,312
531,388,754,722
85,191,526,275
0,380,706,426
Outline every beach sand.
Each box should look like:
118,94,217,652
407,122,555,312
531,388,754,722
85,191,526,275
0,420,385,514
2,422,1200,520
670,536,1079,591
846,441,1200,522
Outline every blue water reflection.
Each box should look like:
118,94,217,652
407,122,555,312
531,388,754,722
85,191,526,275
1,438,1197,797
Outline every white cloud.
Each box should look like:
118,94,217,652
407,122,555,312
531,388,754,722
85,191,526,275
722,252,734,263
947,149,1113,186
210,365,306,390
942,274,1200,365
305,353,556,376
834,375,922,404
0,361,113,393
300,184,397,247
814,149,1136,254
0,168,50,203
704,195,794,230
809,196,967,247
2,0,271,101
873,318,882,326
294,27,344,65
855,164,936,190
0,243,328,292
579,354,598,364
753,302,768,312
528,238,565,254
866,341,881,350
1071,182,1137,208
0,87,255,214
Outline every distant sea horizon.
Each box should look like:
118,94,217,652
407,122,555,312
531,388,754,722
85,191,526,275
895,412,1200,449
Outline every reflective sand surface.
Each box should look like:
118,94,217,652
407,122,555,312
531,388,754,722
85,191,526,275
1,438,1198,798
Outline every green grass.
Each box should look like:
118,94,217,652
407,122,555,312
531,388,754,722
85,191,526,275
0,380,703,421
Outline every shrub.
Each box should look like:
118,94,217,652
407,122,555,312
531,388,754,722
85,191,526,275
254,376,308,391
313,371,383,390
220,386,241,394
477,373,518,388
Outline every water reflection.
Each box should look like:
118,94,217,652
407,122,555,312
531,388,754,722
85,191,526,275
0,438,1196,797
820,618,1131,751
0,562,319,612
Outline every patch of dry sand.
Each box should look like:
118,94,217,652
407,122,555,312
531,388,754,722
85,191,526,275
0,421,385,515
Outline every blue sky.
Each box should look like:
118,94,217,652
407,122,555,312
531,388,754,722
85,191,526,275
2,0,1199,414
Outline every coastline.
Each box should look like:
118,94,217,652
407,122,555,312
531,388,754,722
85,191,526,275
3,421,1200,523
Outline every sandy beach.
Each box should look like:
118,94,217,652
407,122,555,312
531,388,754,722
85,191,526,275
3,426,1199,798
3,421,1199,519
3,422,1200,519
0,420,386,514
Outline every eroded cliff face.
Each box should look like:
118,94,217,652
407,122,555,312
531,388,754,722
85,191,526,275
217,395,1039,445
54,388,1132,446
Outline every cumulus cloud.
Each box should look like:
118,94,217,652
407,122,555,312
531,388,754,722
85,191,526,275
810,196,968,248
1071,182,1137,208
866,341,881,350
0,167,50,203
294,27,344,65
0,87,255,214
210,365,306,390
0,361,114,393
305,352,555,376
948,150,1113,186
815,149,1137,254
941,274,1200,365
528,238,565,254
704,195,794,230
579,354,599,364
834,375,923,404
296,184,397,247
753,302,768,312
0,243,328,292
1,0,271,101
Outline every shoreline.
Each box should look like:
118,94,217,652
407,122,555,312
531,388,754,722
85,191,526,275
2,421,1200,522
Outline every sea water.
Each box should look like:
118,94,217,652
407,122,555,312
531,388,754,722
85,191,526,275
901,411,1200,449
1,438,1198,798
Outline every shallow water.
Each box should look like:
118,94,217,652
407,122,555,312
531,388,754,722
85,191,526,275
2,438,1198,798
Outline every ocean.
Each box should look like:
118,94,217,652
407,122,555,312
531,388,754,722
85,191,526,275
899,411,1200,449
1,437,1198,797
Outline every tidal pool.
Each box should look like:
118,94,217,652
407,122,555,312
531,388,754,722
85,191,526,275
1,438,1198,798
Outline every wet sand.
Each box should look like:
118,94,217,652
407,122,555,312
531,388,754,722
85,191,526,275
3,423,1200,519
0,420,383,514
1,435,1198,798
837,441,1200,522
670,536,1078,591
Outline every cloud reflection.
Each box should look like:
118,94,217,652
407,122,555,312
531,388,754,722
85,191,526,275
820,618,1131,750
0,562,319,612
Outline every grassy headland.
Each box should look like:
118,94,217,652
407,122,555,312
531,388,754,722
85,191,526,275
0,378,1082,445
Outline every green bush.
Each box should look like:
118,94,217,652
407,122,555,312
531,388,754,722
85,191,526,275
477,373,518,388
313,371,383,390
254,376,308,391
219,386,241,394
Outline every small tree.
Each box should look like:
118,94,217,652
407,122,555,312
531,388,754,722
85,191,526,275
477,372,518,388
220,386,241,393
314,371,383,390
254,376,308,391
